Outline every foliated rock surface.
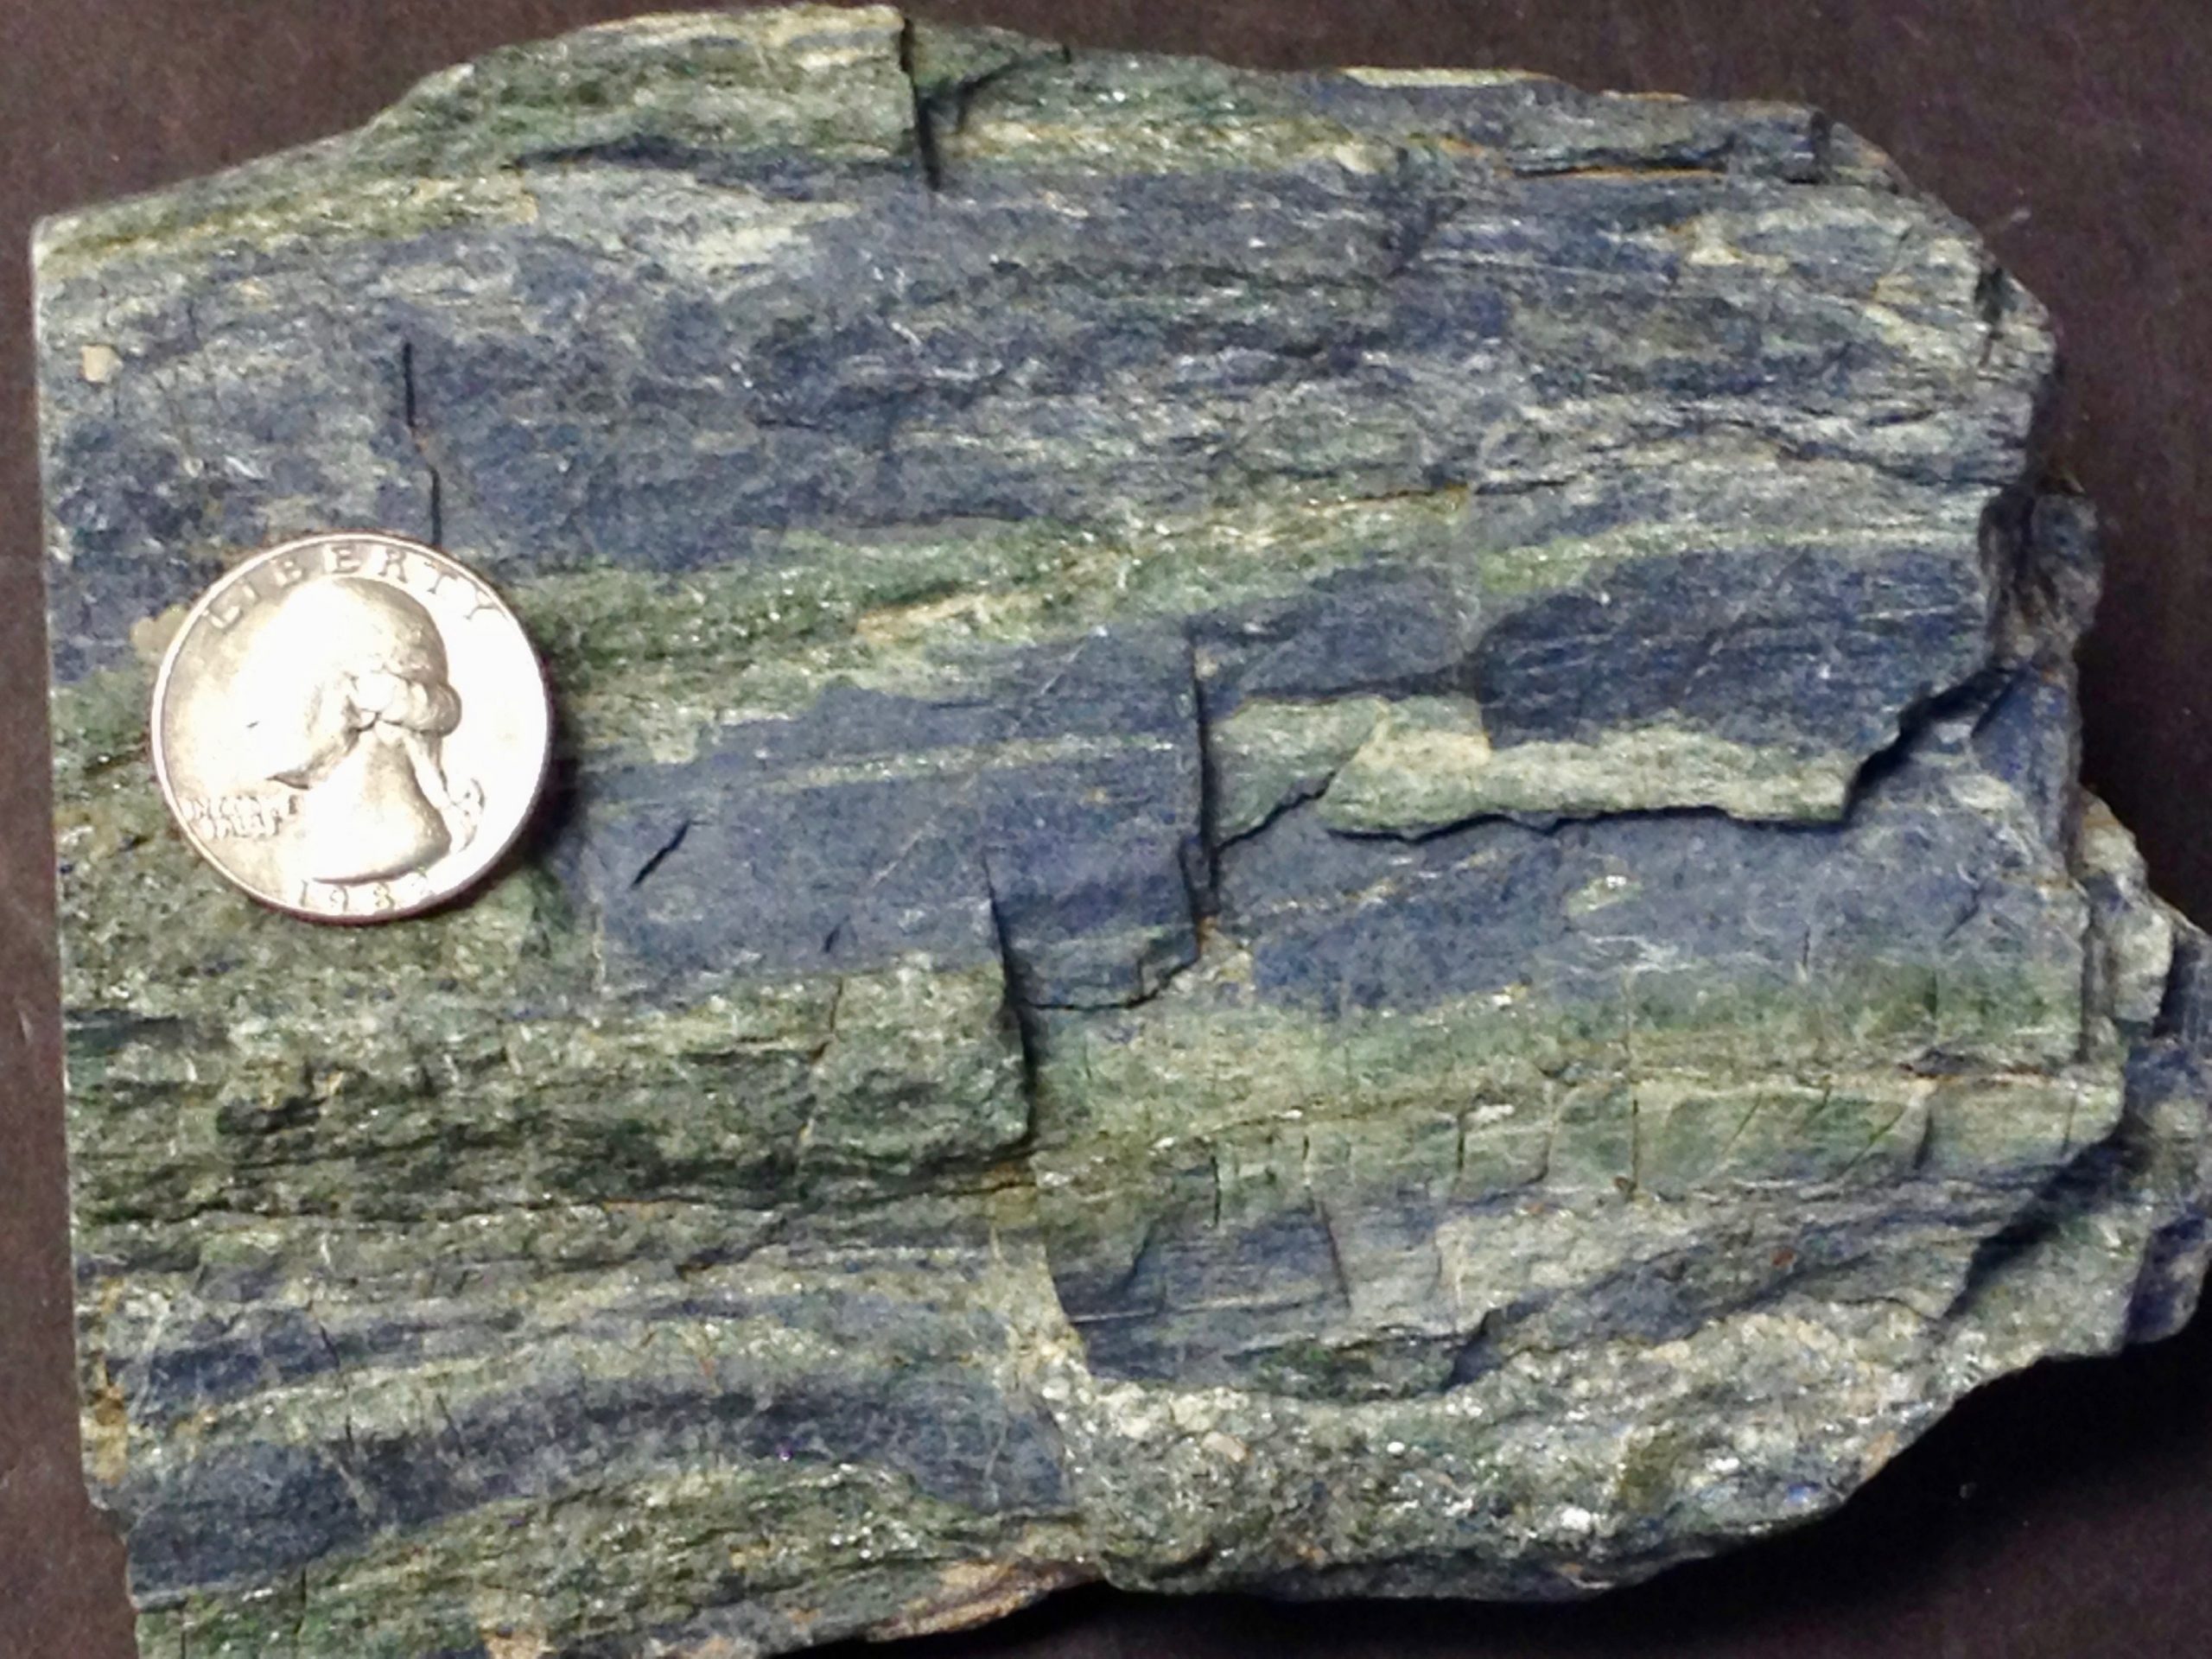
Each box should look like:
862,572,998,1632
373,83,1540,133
35,8,2212,1656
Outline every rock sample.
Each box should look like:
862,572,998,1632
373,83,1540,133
35,7,2212,1656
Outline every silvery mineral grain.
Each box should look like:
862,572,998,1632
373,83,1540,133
35,7,2212,1656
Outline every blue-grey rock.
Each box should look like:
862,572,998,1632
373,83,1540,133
35,8,2211,1656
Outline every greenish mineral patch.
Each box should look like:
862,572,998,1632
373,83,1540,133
1211,696,1386,840
1319,698,1853,833
35,8,2210,1656
33,7,919,283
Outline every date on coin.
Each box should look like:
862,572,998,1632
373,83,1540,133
150,532,550,923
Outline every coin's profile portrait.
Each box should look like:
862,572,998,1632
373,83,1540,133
152,533,547,923
232,576,481,884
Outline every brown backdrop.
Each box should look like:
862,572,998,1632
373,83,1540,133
6,3,2212,1656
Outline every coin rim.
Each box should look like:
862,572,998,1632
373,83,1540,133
149,531,552,925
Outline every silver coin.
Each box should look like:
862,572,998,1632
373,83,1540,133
149,532,550,924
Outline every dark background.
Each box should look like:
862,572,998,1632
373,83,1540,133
5,3,2210,1655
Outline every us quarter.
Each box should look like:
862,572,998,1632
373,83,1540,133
150,531,550,923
